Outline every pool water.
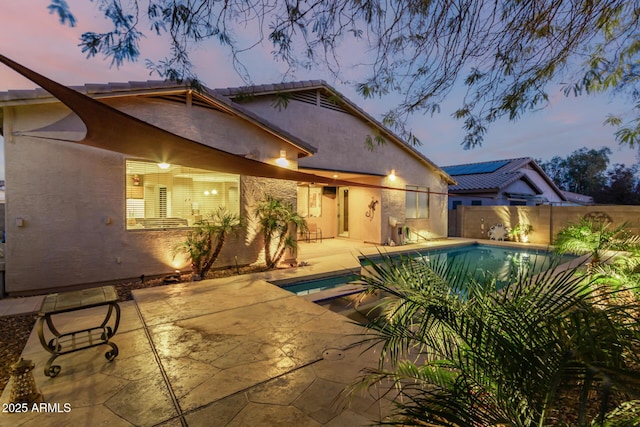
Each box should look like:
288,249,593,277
391,243,576,284
278,243,575,296
281,273,360,296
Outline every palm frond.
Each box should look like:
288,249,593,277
349,249,640,426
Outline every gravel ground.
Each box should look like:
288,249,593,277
0,264,271,395
0,314,38,394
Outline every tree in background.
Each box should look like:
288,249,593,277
595,164,640,205
539,147,640,204
47,1,640,148
539,147,612,195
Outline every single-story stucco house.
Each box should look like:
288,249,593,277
442,157,567,209
0,63,454,295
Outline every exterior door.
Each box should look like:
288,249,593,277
338,187,349,237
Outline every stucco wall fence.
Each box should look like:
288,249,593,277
450,205,640,245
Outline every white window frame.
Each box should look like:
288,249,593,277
406,185,429,219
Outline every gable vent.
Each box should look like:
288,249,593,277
290,90,350,114
290,90,317,106
318,91,349,113
154,94,229,114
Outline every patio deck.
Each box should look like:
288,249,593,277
0,238,474,426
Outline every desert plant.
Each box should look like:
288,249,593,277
174,207,244,280
594,246,640,300
254,195,307,269
348,254,640,426
554,219,638,268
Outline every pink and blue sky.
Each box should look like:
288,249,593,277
1,1,637,181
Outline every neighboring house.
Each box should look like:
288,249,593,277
442,158,567,209
0,79,452,295
560,190,594,206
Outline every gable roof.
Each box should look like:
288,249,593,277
215,80,456,185
442,157,567,201
0,80,317,157
1,54,437,193
0,69,455,186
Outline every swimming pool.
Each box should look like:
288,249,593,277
275,243,576,297
278,272,360,296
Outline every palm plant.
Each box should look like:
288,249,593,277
174,207,244,280
594,247,640,299
554,219,638,268
348,253,640,426
254,195,307,269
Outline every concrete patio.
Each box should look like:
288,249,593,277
0,238,471,426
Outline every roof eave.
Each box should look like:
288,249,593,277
220,81,456,185
0,83,318,158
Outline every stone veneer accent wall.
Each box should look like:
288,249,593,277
240,176,298,266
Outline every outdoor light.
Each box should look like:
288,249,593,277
158,163,171,169
275,150,289,167
204,191,210,195
389,169,396,181
211,189,218,195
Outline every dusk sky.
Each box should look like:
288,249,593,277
1,1,638,181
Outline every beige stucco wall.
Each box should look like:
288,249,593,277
308,191,336,239
521,168,564,204
454,205,640,244
238,96,450,241
3,98,301,295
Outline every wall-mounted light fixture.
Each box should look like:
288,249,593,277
275,150,289,167
158,163,171,170
389,169,397,181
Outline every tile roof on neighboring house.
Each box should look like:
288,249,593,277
442,157,567,201
561,190,594,205
215,80,456,185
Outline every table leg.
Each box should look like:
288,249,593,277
37,302,121,377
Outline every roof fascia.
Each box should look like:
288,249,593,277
192,90,317,157
528,159,568,201
225,82,457,185
1,84,317,157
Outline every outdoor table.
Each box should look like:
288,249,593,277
37,285,120,377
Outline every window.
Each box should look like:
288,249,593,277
297,185,322,217
125,160,240,229
406,185,429,218
452,201,462,210
471,200,482,206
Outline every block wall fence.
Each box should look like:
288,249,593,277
449,205,640,245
